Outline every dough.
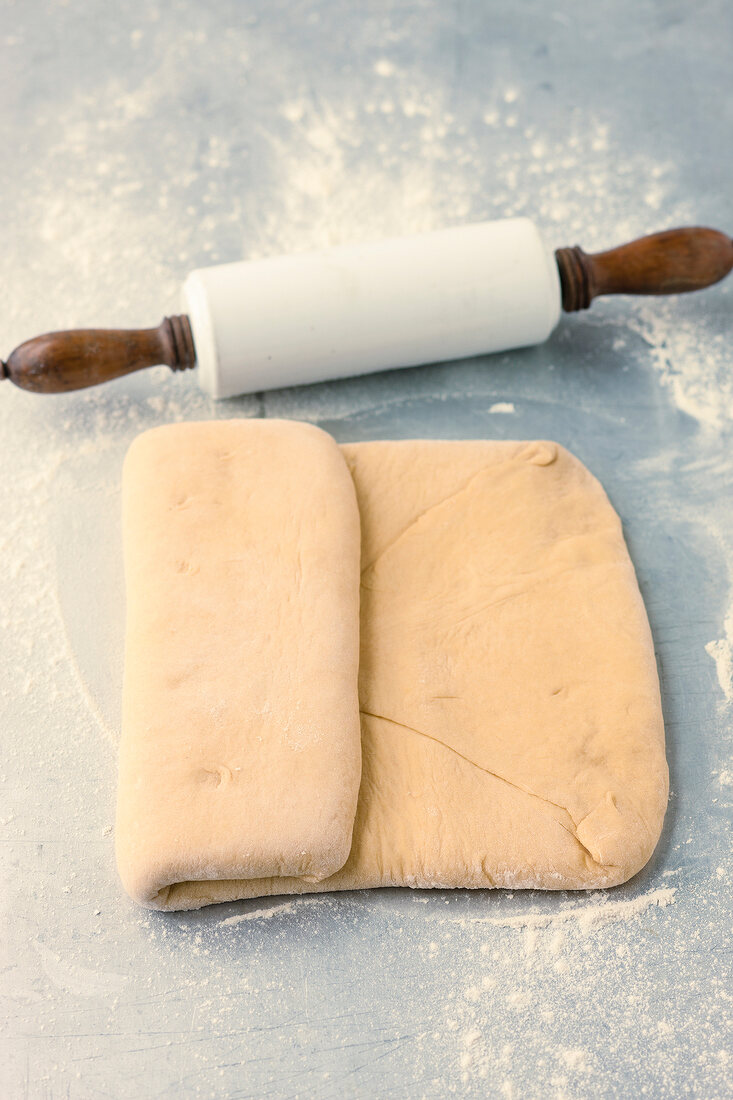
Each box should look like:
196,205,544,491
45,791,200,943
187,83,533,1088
342,440,667,891
117,432,668,911
115,420,362,907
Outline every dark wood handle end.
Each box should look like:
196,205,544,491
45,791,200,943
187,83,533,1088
557,227,733,312
1,315,195,394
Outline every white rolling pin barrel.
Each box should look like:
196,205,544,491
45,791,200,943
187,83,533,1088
182,218,561,398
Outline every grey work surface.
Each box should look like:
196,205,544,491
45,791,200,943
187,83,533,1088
1,1,732,1097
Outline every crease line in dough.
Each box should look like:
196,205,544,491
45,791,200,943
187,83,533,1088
360,461,515,575
359,709,607,867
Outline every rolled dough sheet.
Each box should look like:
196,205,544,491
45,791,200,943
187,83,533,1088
115,420,362,907
119,433,668,911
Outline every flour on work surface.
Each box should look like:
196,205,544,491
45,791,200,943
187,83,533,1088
417,886,677,934
119,860,729,1099
706,610,733,707
625,301,733,430
464,887,676,931
218,895,337,924
412,884,685,1090
220,902,296,925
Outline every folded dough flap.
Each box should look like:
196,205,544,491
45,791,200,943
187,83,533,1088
115,420,362,909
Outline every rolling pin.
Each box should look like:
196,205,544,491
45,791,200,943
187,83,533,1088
2,219,732,398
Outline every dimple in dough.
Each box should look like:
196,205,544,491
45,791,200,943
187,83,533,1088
115,420,363,907
117,430,668,911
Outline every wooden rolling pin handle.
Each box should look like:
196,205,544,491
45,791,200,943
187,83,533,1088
556,227,733,312
0,315,195,393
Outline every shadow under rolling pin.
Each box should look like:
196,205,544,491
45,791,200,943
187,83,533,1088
2,220,732,399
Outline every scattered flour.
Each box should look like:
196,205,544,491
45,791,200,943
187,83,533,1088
436,885,684,1089
34,943,128,999
218,894,336,925
373,58,396,78
626,302,732,431
706,611,733,707
219,902,296,925
432,887,676,932
558,1047,590,1072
